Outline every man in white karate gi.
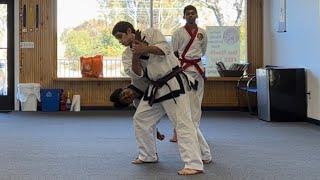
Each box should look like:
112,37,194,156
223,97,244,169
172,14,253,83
112,21,203,175
172,5,212,164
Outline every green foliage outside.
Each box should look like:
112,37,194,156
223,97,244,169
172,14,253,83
58,0,247,76
60,19,124,59
239,20,247,63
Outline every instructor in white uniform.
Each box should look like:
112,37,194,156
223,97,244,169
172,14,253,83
112,21,203,175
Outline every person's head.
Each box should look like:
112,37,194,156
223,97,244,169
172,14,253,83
110,87,137,108
112,21,136,47
183,5,198,24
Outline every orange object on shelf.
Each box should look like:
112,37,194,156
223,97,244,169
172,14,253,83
80,55,103,78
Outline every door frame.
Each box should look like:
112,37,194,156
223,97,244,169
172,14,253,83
0,0,14,111
14,0,19,110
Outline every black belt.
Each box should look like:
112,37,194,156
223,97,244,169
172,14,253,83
148,67,184,106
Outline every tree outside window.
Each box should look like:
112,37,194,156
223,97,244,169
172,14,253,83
57,0,246,77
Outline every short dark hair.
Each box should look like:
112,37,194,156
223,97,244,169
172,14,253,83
183,5,197,15
112,21,136,36
110,88,130,109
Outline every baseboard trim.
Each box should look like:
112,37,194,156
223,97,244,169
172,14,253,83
13,105,253,112
81,106,248,111
202,106,245,111
307,117,320,126
81,106,136,111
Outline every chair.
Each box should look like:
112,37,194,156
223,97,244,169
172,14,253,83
236,74,257,115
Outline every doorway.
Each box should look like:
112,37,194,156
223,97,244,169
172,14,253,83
0,0,14,110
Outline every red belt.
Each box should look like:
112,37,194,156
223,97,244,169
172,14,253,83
180,58,206,80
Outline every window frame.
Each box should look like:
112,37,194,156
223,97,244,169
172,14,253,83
54,0,250,80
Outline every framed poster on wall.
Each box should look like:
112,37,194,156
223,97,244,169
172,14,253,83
205,26,240,77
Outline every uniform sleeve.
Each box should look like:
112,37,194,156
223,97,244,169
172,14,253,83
130,69,144,80
122,48,144,79
147,29,171,55
122,49,132,76
131,76,149,93
171,30,180,53
201,30,208,56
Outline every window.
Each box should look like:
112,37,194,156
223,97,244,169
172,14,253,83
57,0,247,78
0,4,7,95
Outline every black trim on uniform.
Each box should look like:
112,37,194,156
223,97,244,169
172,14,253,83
127,84,144,99
143,70,185,104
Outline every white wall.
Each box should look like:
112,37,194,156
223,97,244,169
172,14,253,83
264,0,320,120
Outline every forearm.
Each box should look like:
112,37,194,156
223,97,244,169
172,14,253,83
174,51,179,58
144,46,165,55
131,54,142,76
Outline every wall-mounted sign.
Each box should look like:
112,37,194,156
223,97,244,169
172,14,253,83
205,26,240,77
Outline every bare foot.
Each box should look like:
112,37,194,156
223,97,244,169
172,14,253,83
169,137,177,142
178,168,203,175
131,158,158,164
202,159,213,164
131,159,144,164
170,129,177,142
157,131,165,141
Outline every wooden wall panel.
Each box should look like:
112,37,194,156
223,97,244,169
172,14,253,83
203,81,237,106
51,80,130,106
19,0,263,107
247,0,264,74
20,0,53,84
